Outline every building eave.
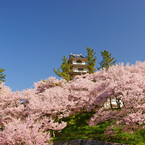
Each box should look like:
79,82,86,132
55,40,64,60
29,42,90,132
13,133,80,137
68,57,88,62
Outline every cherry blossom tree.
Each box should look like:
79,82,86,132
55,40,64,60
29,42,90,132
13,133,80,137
0,61,145,144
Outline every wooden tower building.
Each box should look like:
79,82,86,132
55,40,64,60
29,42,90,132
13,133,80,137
68,53,88,79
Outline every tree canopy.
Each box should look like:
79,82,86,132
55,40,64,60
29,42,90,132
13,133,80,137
86,47,97,74
98,50,117,71
1,61,145,144
0,67,6,83
54,55,71,81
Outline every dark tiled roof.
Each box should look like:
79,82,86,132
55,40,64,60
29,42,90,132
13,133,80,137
69,53,86,59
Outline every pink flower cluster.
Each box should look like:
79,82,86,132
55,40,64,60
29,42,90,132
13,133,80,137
0,61,145,144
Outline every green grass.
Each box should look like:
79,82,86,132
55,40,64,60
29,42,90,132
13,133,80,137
49,111,145,145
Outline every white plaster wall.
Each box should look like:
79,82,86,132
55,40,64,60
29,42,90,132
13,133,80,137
71,60,86,65
104,98,123,109
71,67,88,72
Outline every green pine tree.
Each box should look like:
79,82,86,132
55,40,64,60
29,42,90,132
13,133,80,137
0,67,6,83
54,55,71,81
98,50,117,71
86,47,97,74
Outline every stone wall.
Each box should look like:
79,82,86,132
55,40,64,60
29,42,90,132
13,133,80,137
47,139,130,145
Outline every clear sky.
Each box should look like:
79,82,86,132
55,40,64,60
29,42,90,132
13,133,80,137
0,0,145,91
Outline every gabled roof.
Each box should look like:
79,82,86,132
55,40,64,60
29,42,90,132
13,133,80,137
68,53,87,61
69,53,86,59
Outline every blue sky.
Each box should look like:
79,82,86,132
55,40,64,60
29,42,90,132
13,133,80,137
0,0,145,91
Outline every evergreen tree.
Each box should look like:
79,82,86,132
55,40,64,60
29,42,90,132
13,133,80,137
54,55,71,81
86,47,97,74
0,67,6,83
98,50,117,71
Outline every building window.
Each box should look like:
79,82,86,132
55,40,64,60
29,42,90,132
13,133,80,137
78,68,84,71
76,60,82,63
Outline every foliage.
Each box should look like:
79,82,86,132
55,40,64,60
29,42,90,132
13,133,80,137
52,113,145,145
86,47,97,73
0,67,6,83
54,55,71,81
0,61,145,144
51,111,109,141
98,50,117,71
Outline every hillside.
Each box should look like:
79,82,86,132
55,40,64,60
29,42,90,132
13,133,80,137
0,62,145,144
